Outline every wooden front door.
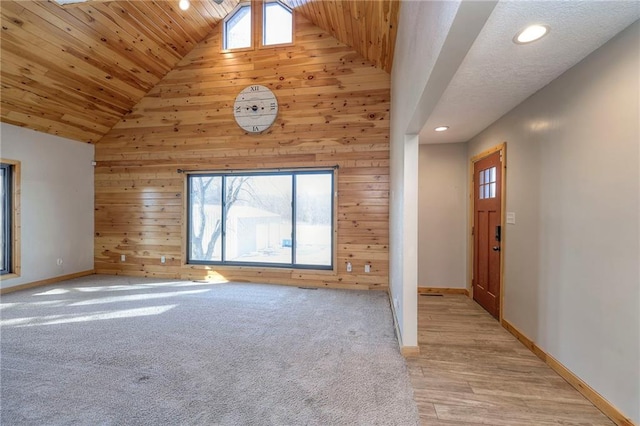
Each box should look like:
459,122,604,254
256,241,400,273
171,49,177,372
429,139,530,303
473,150,502,319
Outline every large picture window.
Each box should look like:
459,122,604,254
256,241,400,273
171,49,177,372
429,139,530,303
187,169,334,270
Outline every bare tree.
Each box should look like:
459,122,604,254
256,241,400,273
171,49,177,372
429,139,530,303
190,176,250,260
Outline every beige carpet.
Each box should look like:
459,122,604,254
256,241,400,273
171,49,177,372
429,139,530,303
1,275,419,425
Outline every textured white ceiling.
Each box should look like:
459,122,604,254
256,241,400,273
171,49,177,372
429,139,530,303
420,1,640,144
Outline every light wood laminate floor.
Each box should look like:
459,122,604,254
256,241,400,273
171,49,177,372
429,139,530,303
407,294,614,426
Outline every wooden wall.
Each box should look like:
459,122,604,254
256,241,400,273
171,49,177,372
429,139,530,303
94,13,390,290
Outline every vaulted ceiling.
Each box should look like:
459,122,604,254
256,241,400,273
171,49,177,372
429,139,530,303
283,0,398,73
0,0,399,144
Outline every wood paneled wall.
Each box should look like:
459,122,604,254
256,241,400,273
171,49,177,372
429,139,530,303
95,13,390,290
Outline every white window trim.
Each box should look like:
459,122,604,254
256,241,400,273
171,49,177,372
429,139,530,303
262,0,294,47
223,2,252,51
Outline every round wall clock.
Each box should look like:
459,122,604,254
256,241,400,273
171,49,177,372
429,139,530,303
233,85,278,133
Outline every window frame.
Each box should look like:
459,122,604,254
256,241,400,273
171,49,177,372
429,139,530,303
262,0,294,47
185,168,336,271
0,159,20,279
222,2,253,51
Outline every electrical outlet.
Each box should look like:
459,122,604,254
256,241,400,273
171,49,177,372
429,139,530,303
56,258,63,266
120,254,126,262
161,256,166,264
346,262,352,272
364,264,371,273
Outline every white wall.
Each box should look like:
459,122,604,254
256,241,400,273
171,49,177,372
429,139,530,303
0,123,94,289
467,21,639,423
390,0,461,347
390,0,495,347
418,143,467,288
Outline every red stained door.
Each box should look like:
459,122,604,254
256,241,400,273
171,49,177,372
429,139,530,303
473,151,502,319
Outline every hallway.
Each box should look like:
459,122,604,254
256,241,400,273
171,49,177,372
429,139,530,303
407,294,614,425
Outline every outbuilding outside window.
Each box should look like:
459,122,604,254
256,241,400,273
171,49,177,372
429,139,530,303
187,169,334,270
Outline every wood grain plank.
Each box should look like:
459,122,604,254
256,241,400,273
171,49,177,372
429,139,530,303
94,14,390,290
0,0,225,142
408,295,618,426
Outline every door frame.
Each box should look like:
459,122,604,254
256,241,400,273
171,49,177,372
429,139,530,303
467,142,507,322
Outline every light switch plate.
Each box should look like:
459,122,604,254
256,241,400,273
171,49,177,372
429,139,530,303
506,212,516,224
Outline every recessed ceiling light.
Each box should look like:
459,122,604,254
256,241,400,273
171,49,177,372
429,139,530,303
179,0,190,11
514,24,550,44
434,126,449,132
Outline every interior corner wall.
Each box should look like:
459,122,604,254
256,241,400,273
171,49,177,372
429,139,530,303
466,21,639,423
0,123,95,290
418,142,467,289
390,0,461,347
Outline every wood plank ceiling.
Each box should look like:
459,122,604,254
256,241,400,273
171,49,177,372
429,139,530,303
0,0,238,143
282,0,398,74
0,0,399,144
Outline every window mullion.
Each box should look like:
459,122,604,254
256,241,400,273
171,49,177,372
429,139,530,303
253,0,261,51
221,175,227,262
291,173,296,266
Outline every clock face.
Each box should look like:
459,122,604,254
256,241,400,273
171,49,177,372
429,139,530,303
233,85,278,133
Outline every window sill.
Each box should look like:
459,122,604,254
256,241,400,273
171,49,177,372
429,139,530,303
184,263,337,275
259,41,295,50
221,46,255,54
0,273,20,281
